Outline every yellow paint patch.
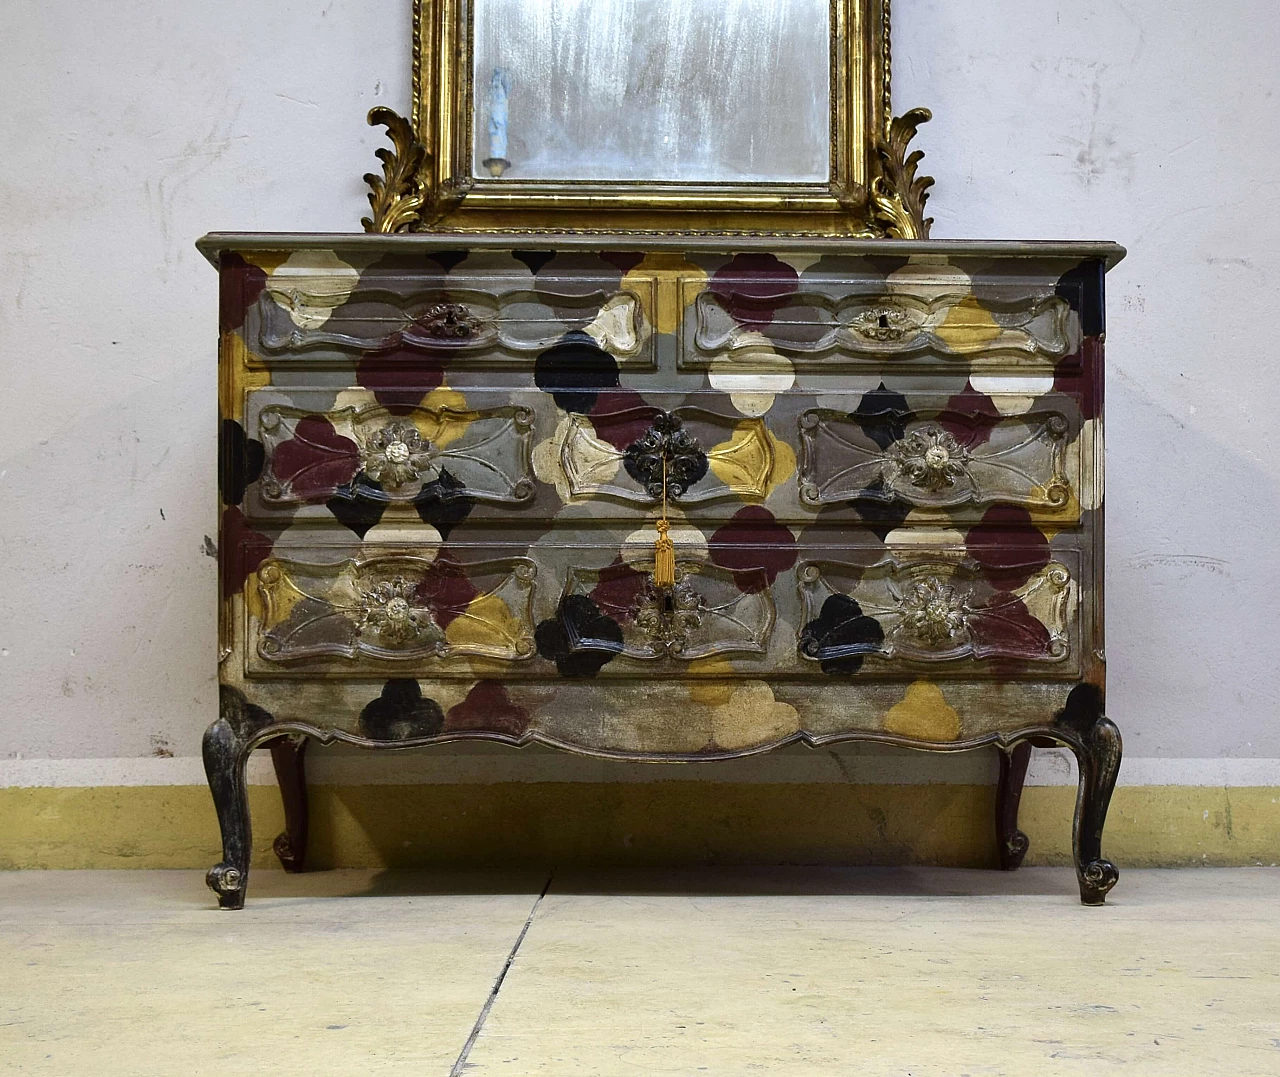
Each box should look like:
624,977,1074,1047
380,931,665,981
412,386,472,449
935,296,1002,351
711,682,801,751
707,420,775,499
686,657,737,706
240,250,292,274
254,563,307,631
445,593,528,656
883,681,961,742
220,334,272,421
624,253,707,335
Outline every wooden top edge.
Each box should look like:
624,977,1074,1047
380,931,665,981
195,232,1127,270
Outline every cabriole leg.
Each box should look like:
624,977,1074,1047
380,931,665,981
268,735,309,872
204,687,271,910
995,742,1032,870
1057,686,1122,905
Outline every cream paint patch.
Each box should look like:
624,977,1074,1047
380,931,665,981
621,518,708,568
969,370,1057,415
268,250,360,330
708,343,795,413
1081,418,1103,510
883,681,962,741
332,387,381,413
711,682,801,750
1016,564,1077,645
534,414,602,502
886,261,971,302
357,523,444,555
881,527,966,547
583,292,643,356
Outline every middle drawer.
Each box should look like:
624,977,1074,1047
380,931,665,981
238,386,1088,530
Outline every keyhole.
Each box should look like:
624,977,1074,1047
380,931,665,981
878,313,891,328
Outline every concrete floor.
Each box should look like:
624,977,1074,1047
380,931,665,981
1,868,1278,1076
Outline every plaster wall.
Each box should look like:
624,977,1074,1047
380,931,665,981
1,0,1278,791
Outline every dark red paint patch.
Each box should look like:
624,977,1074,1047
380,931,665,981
270,415,360,499
445,680,532,737
938,382,1004,448
966,506,1050,591
709,507,798,593
589,558,651,624
969,592,1053,659
710,253,800,330
357,345,445,413
219,252,268,334
414,552,481,629
588,391,657,451
219,506,272,600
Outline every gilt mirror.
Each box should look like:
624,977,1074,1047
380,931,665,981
363,0,932,235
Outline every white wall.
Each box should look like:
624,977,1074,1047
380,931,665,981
2,0,1278,788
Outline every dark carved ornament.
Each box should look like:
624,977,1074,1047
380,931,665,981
632,578,707,657
623,413,709,501
415,302,482,340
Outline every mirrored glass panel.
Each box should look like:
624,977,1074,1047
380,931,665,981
472,0,832,183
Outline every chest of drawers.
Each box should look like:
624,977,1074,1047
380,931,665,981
199,233,1124,908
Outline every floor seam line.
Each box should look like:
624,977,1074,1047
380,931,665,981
449,870,554,1076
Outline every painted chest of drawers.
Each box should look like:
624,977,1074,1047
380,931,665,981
200,234,1125,908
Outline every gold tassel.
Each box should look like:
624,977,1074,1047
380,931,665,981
653,452,676,588
653,519,676,588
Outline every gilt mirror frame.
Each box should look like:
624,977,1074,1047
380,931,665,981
361,0,934,237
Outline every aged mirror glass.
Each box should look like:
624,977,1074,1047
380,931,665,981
470,0,832,183
386,0,932,236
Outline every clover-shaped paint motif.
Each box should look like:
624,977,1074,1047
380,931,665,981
894,576,971,646
362,422,434,488
887,426,970,492
357,575,443,648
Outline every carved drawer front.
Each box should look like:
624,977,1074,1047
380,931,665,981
681,277,1076,370
248,396,535,515
248,552,537,674
797,549,1082,676
558,406,775,508
798,404,1079,521
245,271,655,369
539,561,775,669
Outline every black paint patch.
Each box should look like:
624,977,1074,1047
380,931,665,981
1054,682,1106,734
799,594,885,675
513,250,557,275
1056,260,1106,338
218,419,264,506
535,594,624,678
326,479,388,538
534,331,620,413
851,385,915,450
414,467,475,539
846,479,913,542
426,250,469,274
359,680,445,741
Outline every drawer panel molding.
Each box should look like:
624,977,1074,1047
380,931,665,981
798,554,1075,672
256,402,535,507
252,553,537,667
798,407,1073,513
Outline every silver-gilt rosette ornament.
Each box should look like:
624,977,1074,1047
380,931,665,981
357,576,443,648
362,421,433,487
633,579,707,656
887,426,970,491
895,576,971,645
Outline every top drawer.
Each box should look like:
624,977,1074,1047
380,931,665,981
681,267,1081,372
238,258,656,371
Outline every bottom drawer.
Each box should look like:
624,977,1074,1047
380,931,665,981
236,534,1086,681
